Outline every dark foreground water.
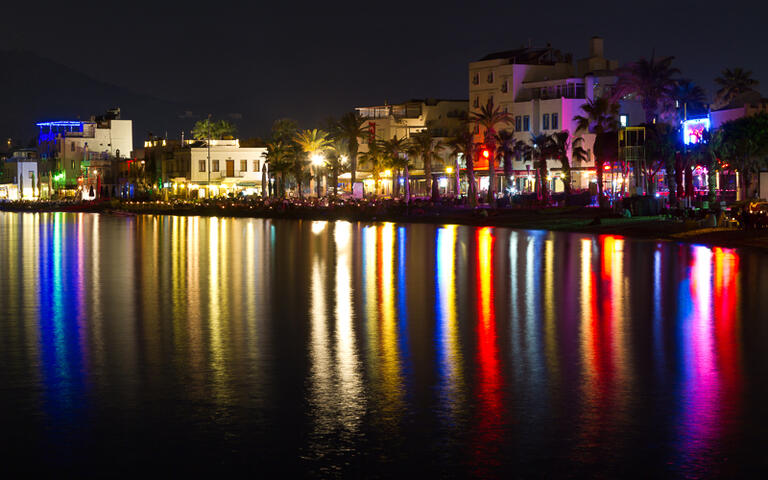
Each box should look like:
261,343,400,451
1,212,767,477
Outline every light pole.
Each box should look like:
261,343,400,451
207,115,212,198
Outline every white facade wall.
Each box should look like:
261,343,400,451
16,161,39,199
189,145,267,185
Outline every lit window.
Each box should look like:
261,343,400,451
253,160,259,172
551,113,559,130
212,160,220,172
620,115,628,127
241,160,247,172
199,160,206,172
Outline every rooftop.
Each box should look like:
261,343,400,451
478,47,570,65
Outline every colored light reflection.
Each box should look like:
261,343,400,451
674,245,742,476
435,225,463,423
473,227,503,474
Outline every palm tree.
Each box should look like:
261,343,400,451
719,113,768,200
263,140,292,197
410,130,445,200
192,118,237,140
644,123,679,199
286,145,310,199
672,79,707,120
325,139,349,197
332,112,368,190
616,54,680,124
530,133,551,204
446,134,464,197
548,131,573,195
294,129,333,196
715,68,760,108
469,100,512,206
449,129,478,206
381,135,412,202
271,118,299,143
495,129,516,194
574,97,620,202
359,140,385,196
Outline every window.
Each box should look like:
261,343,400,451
199,160,206,172
70,142,75,152
620,114,628,127
212,160,220,172
551,113,559,130
523,115,530,132
472,73,479,85
70,160,74,170
501,81,508,93
542,114,550,130
473,97,479,108
253,160,260,172
241,160,247,172
488,95,494,106
487,72,494,83
515,116,522,131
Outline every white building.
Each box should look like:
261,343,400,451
37,108,133,188
160,138,267,197
355,98,467,194
1,149,40,199
469,37,640,193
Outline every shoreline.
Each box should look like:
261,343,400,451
2,201,767,252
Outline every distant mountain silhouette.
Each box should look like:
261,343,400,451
0,50,214,153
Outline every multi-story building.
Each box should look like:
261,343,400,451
354,98,467,194
145,137,267,198
0,148,40,200
37,108,133,191
468,37,640,194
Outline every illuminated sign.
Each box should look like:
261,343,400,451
683,118,710,145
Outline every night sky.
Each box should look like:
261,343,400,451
5,0,767,138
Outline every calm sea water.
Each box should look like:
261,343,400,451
0,212,767,477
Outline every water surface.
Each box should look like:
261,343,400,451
0,212,766,477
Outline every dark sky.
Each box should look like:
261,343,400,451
5,0,767,137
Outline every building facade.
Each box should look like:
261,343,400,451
468,37,640,194
354,98,467,194
150,138,267,198
0,148,40,200
37,108,133,192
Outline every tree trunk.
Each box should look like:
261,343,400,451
487,152,496,206
431,175,439,201
404,165,410,204
350,146,358,191
455,156,461,197
467,156,477,207
333,170,339,197
394,169,401,197
425,157,432,198
538,156,549,205
503,151,513,192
